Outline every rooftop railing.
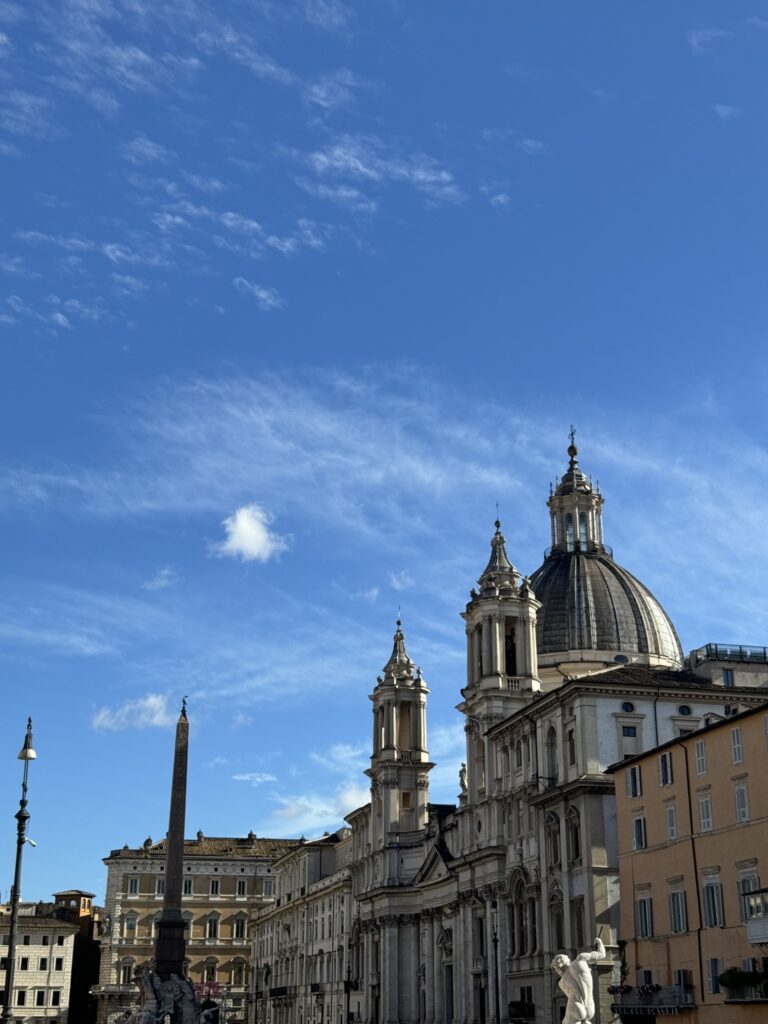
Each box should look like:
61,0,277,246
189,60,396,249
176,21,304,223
692,644,768,666
543,541,613,560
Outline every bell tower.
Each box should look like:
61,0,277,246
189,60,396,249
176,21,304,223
366,621,433,848
457,520,541,804
547,428,606,554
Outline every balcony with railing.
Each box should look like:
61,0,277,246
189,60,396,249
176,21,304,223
609,984,695,1016
692,643,768,666
543,540,613,560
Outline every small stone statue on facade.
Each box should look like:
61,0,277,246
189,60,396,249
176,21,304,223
459,762,467,794
550,937,606,1024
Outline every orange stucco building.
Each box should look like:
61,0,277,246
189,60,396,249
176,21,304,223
609,702,768,1022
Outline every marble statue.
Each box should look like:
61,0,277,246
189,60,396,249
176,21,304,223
550,937,606,1024
459,762,467,793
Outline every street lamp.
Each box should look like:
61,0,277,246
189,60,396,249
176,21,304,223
490,902,500,1024
343,946,353,1024
2,718,37,1024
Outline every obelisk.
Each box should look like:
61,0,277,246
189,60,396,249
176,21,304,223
154,698,189,980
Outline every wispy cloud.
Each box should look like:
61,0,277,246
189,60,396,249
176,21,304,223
686,28,730,55
122,134,173,165
92,693,176,730
212,503,290,562
297,133,464,204
305,0,352,33
233,277,284,309
232,771,278,786
0,90,54,137
388,569,415,591
304,68,365,111
517,137,546,156
711,103,742,120
142,566,181,591
745,15,768,30
309,742,367,774
294,177,377,213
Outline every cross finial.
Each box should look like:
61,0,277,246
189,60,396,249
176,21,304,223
569,425,576,446
181,696,188,717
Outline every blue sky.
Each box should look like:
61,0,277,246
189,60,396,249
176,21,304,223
1,1,768,902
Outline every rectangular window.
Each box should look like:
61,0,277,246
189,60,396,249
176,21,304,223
41,936,49,947
19,958,28,971
699,793,713,832
735,783,750,823
127,877,139,895
669,890,688,933
39,958,47,971
723,669,734,687
658,751,673,787
401,791,412,810
666,805,677,841
622,726,637,737
16,991,25,1007
236,879,247,897
695,739,707,775
210,879,220,896
731,727,744,764
51,991,61,1007
707,957,723,994
234,918,246,939
263,879,273,896
54,958,63,971
21,935,30,946
638,969,653,987
35,990,45,1007
626,765,642,798
632,817,647,850
56,936,64,946
567,729,576,765
207,918,218,939
703,882,724,927
156,878,165,895
738,874,760,921
183,878,193,895
636,897,653,938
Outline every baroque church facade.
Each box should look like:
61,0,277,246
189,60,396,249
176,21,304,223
252,440,768,1024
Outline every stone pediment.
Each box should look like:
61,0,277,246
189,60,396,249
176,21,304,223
413,840,454,885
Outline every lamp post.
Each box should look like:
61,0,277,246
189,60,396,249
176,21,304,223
2,718,37,1024
343,949,353,1024
490,902,500,1024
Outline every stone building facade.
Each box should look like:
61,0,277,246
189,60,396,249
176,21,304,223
0,905,79,1020
252,440,768,1024
92,832,299,1024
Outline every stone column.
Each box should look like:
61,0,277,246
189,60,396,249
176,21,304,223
423,914,434,1024
379,918,399,1024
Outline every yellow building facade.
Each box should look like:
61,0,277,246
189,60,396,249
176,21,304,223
610,703,768,1022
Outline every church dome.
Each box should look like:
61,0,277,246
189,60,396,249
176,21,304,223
530,550,683,664
530,434,683,672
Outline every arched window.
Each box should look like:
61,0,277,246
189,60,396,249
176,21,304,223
398,703,412,751
566,808,581,864
545,727,558,785
565,513,575,551
119,958,134,986
552,514,559,545
232,958,246,987
578,512,588,546
545,812,561,868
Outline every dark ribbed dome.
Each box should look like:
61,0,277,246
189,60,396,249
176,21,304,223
530,550,683,665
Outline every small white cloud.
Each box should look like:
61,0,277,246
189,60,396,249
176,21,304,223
712,103,742,120
686,28,729,55
489,192,510,207
232,710,253,727
233,277,284,311
310,742,367,774
181,171,229,193
204,754,229,768
388,569,415,591
356,586,379,603
121,134,172,165
232,771,278,786
517,138,546,156
213,503,290,563
92,693,175,731
746,15,768,29
294,178,377,214
142,566,181,591
304,68,363,112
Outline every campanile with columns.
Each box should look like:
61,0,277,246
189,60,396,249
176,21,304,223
458,520,541,804
366,621,433,849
